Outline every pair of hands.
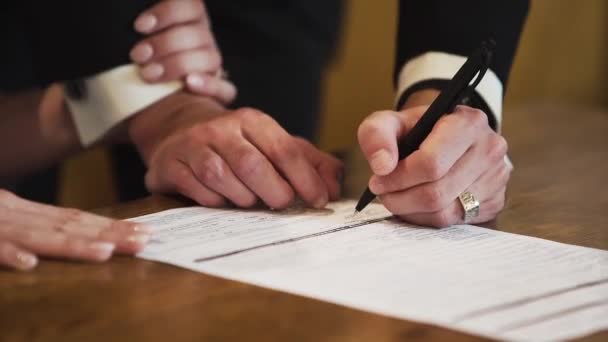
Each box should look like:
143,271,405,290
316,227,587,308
2,0,511,271
129,1,511,222
3,0,343,271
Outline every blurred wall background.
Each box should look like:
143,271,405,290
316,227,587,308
60,0,608,209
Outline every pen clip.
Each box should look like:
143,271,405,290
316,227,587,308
459,41,494,105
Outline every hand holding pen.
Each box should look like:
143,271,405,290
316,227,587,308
355,41,512,227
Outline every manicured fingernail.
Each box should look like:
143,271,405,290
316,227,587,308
127,233,150,246
130,43,154,63
141,63,164,80
186,74,205,89
370,149,393,174
88,242,115,258
134,14,157,33
16,252,37,270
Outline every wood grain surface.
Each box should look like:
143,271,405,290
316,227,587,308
1,105,607,341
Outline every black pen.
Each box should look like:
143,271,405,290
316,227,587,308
354,39,495,214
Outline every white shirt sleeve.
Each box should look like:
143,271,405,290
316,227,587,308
64,64,182,146
395,51,504,129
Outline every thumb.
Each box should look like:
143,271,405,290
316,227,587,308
357,107,424,176
357,110,403,176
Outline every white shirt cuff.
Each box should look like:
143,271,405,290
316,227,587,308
65,64,182,146
396,51,504,128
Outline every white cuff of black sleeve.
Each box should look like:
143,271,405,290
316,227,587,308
396,52,504,128
65,64,182,146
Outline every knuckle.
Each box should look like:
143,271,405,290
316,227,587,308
467,109,489,128
268,136,299,162
186,124,214,144
488,135,508,162
419,184,448,211
357,112,388,142
235,107,267,123
64,208,82,223
55,208,83,230
197,155,225,185
418,151,447,181
236,150,266,178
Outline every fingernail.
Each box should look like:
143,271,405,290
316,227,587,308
130,43,154,63
313,194,328,209
369,176,383,194
186,74,205,89
141,63,164,81
127,233,150,246
88,242,115,258
134,14,157,33
132,224,152,234
15,252,37,270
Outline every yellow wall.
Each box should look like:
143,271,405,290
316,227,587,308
60,0,608,208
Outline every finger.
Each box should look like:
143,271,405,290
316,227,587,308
131,22,215,64
185,74,237,105
0,241,37,271
134,0,207,34
370,106,491,194
0,226,115,262
380,135,508,215
400,187,507,228
139,49,222,82
153,159,226,208
242,115,329,208
1,198,151,254
397,160,511,228
357,108,423,176
210,121,295,209
295,137,344,201
188,147,257,208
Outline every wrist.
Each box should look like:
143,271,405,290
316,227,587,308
38,85,81,152
399,89,440,111
128,91,226,163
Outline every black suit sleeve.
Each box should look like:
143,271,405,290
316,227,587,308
395,0,529,89
23,0,156,84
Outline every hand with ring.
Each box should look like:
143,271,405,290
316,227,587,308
357,91,512,227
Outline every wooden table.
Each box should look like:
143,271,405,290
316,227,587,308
1,105,607,341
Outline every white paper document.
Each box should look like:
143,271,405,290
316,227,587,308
132,201,608,341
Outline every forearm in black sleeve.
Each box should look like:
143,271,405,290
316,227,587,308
394,0,529,129
24,0,157,83
396,0,529,87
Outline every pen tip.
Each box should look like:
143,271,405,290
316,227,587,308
352,210,360,217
